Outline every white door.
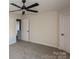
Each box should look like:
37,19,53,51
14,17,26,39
59,10,70,53
21,16,30,41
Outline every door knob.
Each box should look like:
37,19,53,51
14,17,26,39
61,33,64,36
27,30,29,32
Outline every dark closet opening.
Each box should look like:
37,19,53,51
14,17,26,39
16,19,21,41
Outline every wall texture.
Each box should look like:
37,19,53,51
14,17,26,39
30,11,59,47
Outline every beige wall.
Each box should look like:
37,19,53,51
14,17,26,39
9,13,21,45
21,11,59,47
30,11,59,47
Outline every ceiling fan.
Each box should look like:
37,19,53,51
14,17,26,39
10,0,39,15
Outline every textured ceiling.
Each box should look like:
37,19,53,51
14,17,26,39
9,0,70,14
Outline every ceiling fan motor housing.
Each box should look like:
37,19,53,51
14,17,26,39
21,6,26,9
22,0,26,3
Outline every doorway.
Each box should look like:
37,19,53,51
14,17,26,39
16,19,21,41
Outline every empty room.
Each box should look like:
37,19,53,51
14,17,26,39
9,0,70,59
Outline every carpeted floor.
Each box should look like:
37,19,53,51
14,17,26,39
9,40,70,59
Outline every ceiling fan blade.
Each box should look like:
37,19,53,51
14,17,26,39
10,9,22,12
10,3,21,8
26,3,39,9
27,9,38,13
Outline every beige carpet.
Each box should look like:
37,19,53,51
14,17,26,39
9,40,70,59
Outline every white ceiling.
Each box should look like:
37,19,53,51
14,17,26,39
9,0,70,14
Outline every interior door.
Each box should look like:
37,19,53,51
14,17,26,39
59,11,70,53
21,16,30,41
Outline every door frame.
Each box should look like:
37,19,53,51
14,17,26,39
16,19,21,31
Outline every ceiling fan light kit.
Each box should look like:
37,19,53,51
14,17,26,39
10,0,39,15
